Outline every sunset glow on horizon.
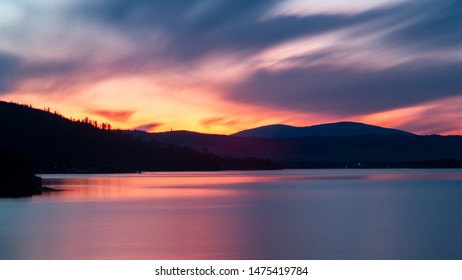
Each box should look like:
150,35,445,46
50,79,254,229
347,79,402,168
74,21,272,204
1,0,461,135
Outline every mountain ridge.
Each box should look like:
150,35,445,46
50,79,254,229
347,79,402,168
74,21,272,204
232,121,414,138
2,100,462,170
0,101,276,172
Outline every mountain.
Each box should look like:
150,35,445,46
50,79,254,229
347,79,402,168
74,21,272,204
0,101,276,172
232,122,414,138
141,127,462,168
2,101,462,171
145,131,462,166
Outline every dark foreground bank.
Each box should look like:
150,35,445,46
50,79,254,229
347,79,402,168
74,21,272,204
0,150,42,197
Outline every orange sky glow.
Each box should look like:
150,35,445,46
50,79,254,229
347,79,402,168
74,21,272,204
1,0,461,135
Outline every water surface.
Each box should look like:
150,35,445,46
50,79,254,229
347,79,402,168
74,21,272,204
1,169,461,259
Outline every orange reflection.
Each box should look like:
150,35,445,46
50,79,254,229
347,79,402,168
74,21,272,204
37,172,274,202
31,197,254,259
29,172,272,259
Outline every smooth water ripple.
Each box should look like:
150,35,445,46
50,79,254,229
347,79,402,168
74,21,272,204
1,169,462,259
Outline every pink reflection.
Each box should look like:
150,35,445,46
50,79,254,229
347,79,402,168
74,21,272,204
40,201,249,259
6,170,462,259
37,172,273,202
26,173,278,259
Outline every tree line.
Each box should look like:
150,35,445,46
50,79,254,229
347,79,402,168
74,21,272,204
7,101,113,130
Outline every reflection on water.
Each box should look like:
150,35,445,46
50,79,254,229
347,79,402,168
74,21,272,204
1,169,462,259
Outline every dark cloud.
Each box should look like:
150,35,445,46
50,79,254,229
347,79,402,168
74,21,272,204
383,0,462,51
0,51,107,95
0,53,21,93
77,0,401,62
228,61,462,116
4,0,462,124
87,109,136,122
86,0,272,28
72,0,462,65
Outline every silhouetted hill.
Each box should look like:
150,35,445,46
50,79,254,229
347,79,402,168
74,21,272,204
2,101,461,171
232,122,414,138
144,130,462,168
0,101,276,172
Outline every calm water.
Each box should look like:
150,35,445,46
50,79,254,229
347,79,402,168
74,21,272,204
1,169,462,260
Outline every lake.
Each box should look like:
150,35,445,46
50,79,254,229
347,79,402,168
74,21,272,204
1,169,462,260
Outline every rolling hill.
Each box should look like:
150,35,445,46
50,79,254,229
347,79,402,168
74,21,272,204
145,130,462,167
0,101,276,172
232,122,414,138
2,101,462,171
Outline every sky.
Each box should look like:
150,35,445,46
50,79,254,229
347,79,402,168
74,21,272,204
0,0,461,135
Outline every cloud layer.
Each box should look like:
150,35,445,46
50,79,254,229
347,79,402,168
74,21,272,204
229,61,462,116
1,0,461,134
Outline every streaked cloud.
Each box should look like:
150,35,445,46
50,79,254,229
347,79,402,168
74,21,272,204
86,109,136,122
228,61,462,116
383,0,462,51
266,0,407,17
362,96,462,135
200,117,243,128
0,0,461,134
132,122,163,132
0,52,20,92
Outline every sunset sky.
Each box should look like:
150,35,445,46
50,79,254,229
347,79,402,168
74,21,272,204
1,0,461,135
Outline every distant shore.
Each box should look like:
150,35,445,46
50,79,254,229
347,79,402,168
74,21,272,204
36,159,462,175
